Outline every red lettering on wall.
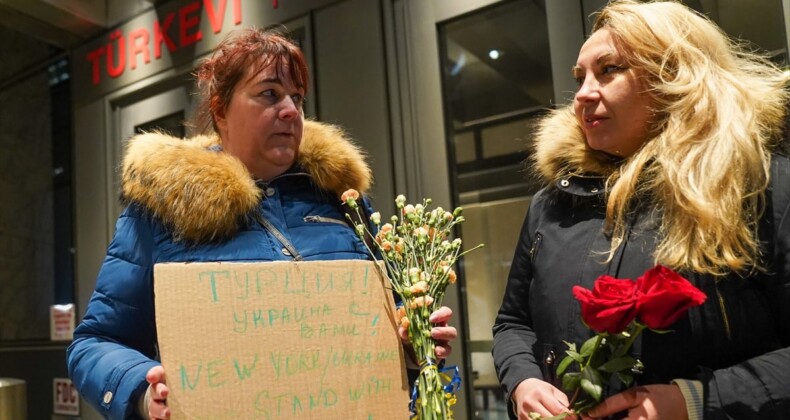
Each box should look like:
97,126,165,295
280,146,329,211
128,28,151,69
55,381,77,404
154,13,177,59
234,0,242,24
179,1,204,47
86,47,105,85
204,0,227,34
83,0,244,86
106,30,126,78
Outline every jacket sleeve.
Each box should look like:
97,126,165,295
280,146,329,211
67,206,160,419
492,193,545,408
701,156,790,419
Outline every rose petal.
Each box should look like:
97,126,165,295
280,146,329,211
636,265,707,329
572,277,639,335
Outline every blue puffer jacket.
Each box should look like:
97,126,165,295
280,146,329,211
67,121,376,419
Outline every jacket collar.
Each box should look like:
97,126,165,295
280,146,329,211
554,175,606,197
533,106,621,185
120,120,372,243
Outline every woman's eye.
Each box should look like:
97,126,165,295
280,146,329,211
602,65,625,75
261,89,276,97
574,76,584,86
290,94,304,107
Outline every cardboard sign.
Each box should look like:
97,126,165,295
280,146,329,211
154,260,410,419
50,304,75,341
53,377,79,415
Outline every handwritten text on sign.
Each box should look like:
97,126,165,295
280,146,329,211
154,260,409,419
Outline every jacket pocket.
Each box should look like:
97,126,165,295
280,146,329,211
541,343,559,387
529,232,543,262
303,215,348,226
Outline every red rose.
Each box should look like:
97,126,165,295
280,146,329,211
572,276,640,334
635,265,707,330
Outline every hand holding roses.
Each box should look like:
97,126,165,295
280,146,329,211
545,266,706,417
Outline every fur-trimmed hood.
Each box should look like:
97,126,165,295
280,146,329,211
120,120,372,243
533,106,621,182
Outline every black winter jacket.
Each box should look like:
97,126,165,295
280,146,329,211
493,155,790,419
492,107,790,419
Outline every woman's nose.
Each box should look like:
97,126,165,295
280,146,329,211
279,97,299,120
575,76,600,102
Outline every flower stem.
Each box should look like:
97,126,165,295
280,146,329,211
568,387,582,410
567,334,603,408
617,323,646,357
583,335,603,370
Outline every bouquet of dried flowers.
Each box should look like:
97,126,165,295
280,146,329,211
342,189,483,420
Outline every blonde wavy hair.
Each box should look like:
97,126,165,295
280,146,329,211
593,0,789,275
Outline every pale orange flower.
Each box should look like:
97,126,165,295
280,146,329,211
410,281,428,295
447,269,457,284
428,227,437,239
408,295,435,309
413,226,429,238
400,316,410,328
341,189,360,203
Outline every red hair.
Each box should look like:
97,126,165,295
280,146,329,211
194,27,309,132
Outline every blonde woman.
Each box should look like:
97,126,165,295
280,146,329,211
493,1,790,419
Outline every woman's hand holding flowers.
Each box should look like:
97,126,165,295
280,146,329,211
398,306,457,360
513,378,571,419
582,384,688,420
342,190,483,419
532,265,706,419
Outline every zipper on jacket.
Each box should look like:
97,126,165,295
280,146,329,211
714,280,732,341
529,233,543,262
253,212,303,261
304,215,348,226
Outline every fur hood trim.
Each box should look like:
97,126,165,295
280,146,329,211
120,120,372,243
533,106,620,182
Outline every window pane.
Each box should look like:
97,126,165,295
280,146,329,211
0,53,73,342
692,0,786,63
454,131,476,164
481,116,536,159
135,111,186,138
438,0,553,417
583,0,787,63
443,0,554,126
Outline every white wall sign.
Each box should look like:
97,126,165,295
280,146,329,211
50,304,75,341
53,378,80,416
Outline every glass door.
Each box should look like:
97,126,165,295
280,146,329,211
108,82,195,238
438,0,555,417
